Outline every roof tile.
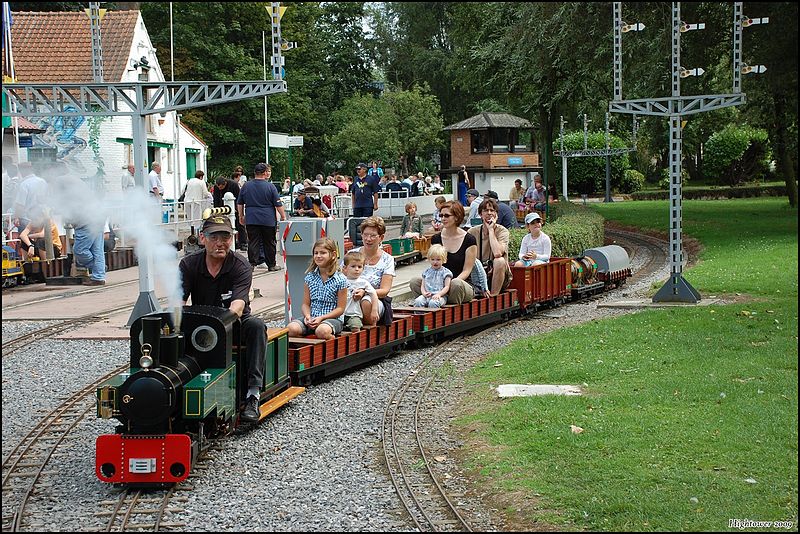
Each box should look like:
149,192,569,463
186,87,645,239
7,10,140,83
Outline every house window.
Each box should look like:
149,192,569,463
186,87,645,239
166,148,174,173
27,148,58,164
471,130,489,153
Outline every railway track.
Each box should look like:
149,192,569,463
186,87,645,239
382,228,669,531
90,487,188,532
382,323,511,532
1,366,127,532
605,227,669,283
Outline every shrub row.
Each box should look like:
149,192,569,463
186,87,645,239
630,184,787,201
507,203,604,259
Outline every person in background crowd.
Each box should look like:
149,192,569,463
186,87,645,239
367,160,384,182
524,174,547,211
184,170,211,222
429,174,445,194
148,162,164,198
287,237,347,340
48,172,106,285
19,217,62,261
310,197,330,218
334,173,348,193
464,189,482,228
179,214,264,423
400,201,423,238
212,176,237,208
121,164,136,191
410,174,426,197
235,165,248,184
386,174,403,194
468,197,511,296
350,163,379,217
13,161,48,230
484,190,518,229
282,177,292,194
509,179,525,210
237,163,286,271
430,196,446,233
515,212,551,266
457,165,470,206
293,189,313,216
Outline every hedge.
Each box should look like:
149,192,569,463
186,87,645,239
508,202,605,259
630,184,787,201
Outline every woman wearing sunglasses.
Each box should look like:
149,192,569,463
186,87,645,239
410,201,476,304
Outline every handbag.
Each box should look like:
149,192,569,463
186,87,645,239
380,295,393,326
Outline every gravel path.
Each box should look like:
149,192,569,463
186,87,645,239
1,235,668,532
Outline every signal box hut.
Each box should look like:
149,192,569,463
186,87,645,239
443,112,542,201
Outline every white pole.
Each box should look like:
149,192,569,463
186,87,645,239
169,2,179,201
262,30,270,164
562,156,568,201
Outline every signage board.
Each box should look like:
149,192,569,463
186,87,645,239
507,156,523,166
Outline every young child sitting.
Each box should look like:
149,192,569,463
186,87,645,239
414,244,453,308
515,212,551,266
341,250,377,332
287,238,347,340
400,201,423,238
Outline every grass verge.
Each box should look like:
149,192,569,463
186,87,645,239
457,198,798,531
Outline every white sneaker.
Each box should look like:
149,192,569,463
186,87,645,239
255,263,268,269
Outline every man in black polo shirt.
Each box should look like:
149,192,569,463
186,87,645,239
179,214,265,423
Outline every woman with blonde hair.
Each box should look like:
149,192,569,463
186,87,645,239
350,216,395,325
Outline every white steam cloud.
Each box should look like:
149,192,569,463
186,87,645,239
44,168,183,328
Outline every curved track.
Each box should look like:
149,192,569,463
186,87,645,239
382,324,512,532
1,366,126,532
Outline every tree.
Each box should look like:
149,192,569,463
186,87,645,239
329,86,444,176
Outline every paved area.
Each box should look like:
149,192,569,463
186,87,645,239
2,218,425,340
598,298,724,308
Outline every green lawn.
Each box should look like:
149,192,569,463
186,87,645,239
458,198,798,531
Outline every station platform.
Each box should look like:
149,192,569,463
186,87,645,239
2,220,427,341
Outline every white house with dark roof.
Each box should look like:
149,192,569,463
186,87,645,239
6,9,206,199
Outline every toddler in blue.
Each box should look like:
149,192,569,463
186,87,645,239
414,244,453,308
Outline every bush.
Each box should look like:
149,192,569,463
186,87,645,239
631,184,787,201
658,168,690,189
620,169,645,193
704,125,771,186
508,203,604,259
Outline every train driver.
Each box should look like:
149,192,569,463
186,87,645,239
178,215,265,423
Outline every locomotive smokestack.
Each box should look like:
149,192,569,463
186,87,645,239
160,332,184,367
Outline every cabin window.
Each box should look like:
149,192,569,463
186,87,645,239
471,129,489,153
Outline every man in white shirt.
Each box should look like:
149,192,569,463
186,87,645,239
184,170,210,221
148,162,164,198
121,164,136,191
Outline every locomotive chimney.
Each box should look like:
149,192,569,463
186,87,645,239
160,332,185,368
